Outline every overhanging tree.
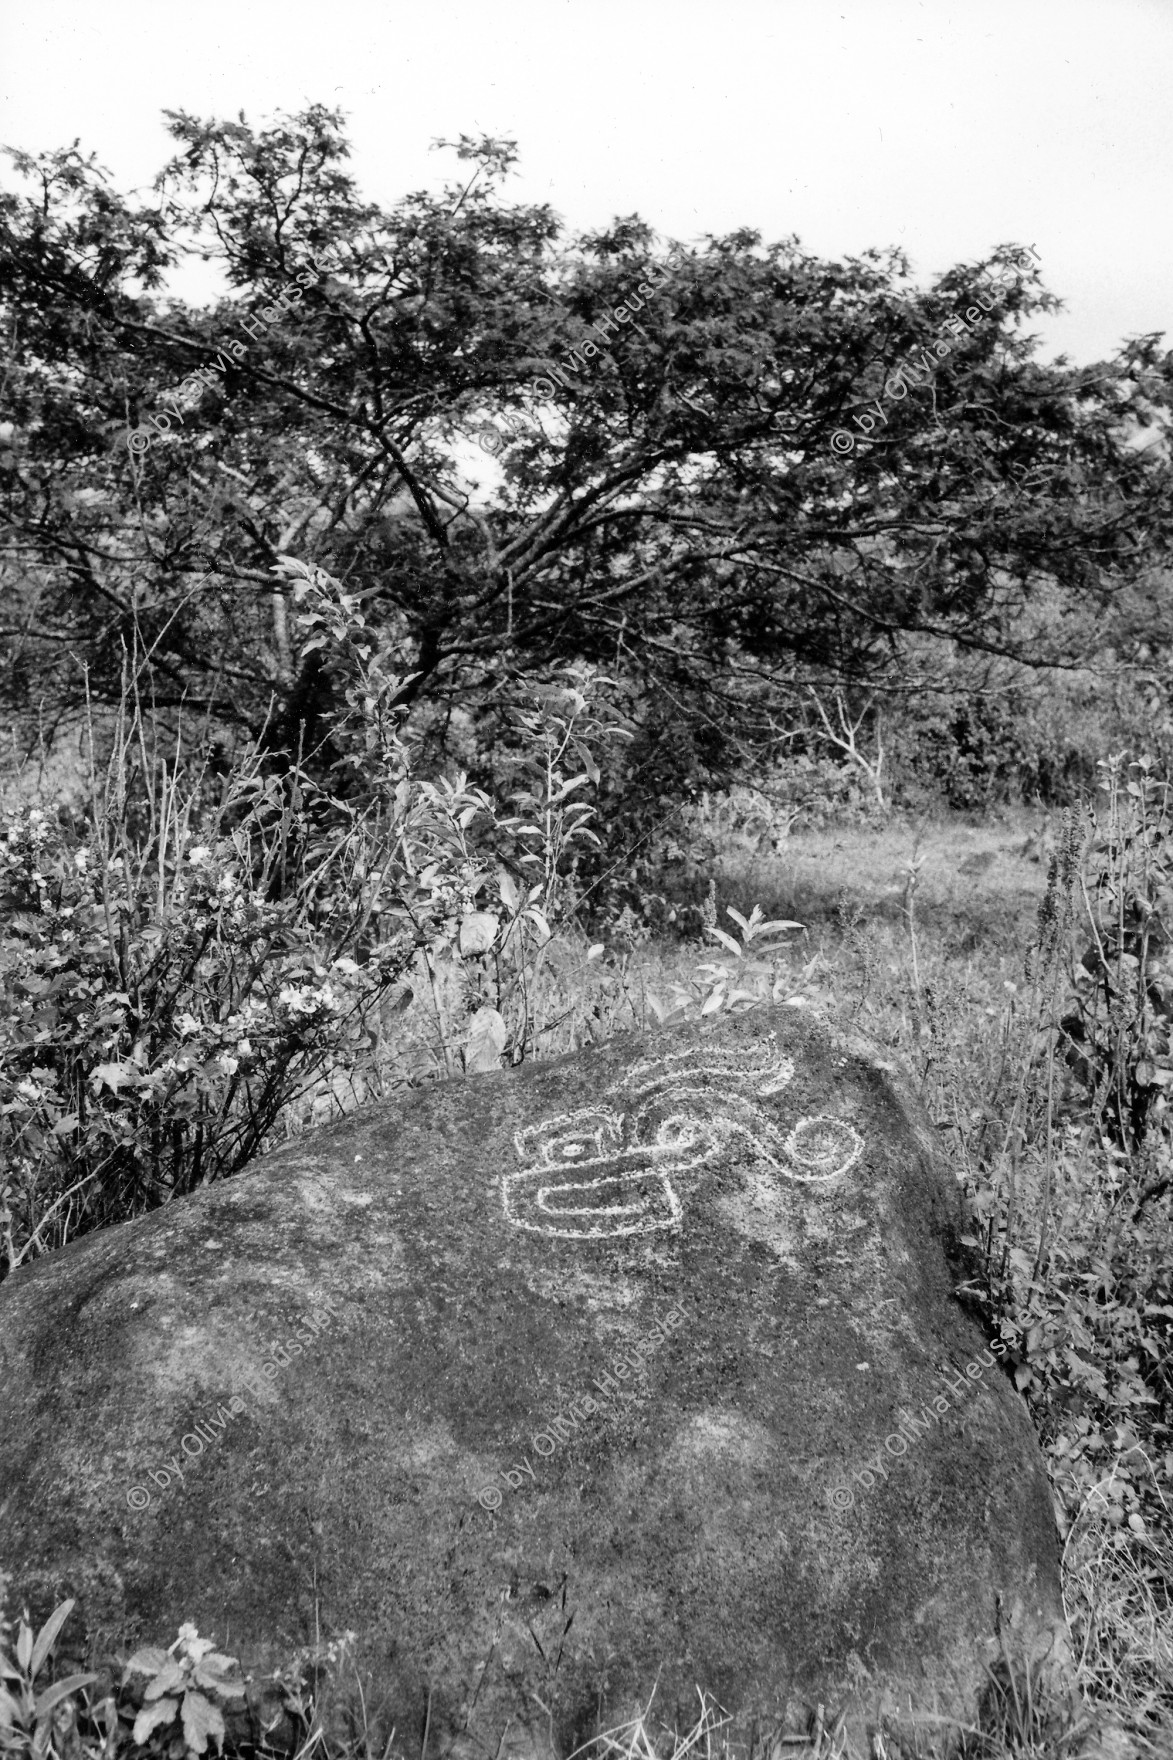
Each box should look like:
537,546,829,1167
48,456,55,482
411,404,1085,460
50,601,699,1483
2,105,1171,780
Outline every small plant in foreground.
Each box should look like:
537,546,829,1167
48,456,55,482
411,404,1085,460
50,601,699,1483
648,902,808,1021
0,1596,97,1760
122,1626,245,1758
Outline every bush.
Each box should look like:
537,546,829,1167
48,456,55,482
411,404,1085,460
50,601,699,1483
0,561,631,1279
0,750,416,1276
881,664,1122,812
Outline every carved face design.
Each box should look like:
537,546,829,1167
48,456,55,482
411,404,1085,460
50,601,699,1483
784,1116,865,1179
502,1034,865,1240
515,1109,624,1170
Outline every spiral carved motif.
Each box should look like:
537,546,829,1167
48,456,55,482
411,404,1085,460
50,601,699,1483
501,1035,864,1239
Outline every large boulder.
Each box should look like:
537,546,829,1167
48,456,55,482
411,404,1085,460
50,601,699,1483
0,1005,1071,1756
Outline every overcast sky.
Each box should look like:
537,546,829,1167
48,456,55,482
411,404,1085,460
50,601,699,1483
1,0,1169,367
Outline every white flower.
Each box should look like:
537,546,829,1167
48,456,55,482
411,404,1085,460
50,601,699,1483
279,982,339,1016
17,1078,40,1100
218,1055,240,1076
279,984,316,1014
74,849,90,872
176,1012,202,1038
188,845,212,865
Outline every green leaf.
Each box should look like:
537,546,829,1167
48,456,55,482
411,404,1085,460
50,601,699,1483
191,1660,244,1697
193,1655,240,1680
549,774,591,804
33,1675,97,1720
458,912,498,956
123,1646,170,1679
145,1661,187,1699
706,927,743,957
464,1006,507,1074
29,1600,75,1680
89,1060,144,1094
181,1690,226,1756
133,1698,180,1745
0,1685,25,1730
497,870,519,913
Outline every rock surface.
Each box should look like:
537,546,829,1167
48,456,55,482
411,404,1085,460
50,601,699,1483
0,1005,1070,1756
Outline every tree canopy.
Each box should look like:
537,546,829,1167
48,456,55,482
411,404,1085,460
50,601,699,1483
2,105,1171,781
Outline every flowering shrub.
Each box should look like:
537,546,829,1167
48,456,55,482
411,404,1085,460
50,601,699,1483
0,787,416,1275
0,560,630,1276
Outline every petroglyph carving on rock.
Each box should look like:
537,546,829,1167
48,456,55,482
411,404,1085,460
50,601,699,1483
501,1032,865,1238
0,1004,1072,1756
